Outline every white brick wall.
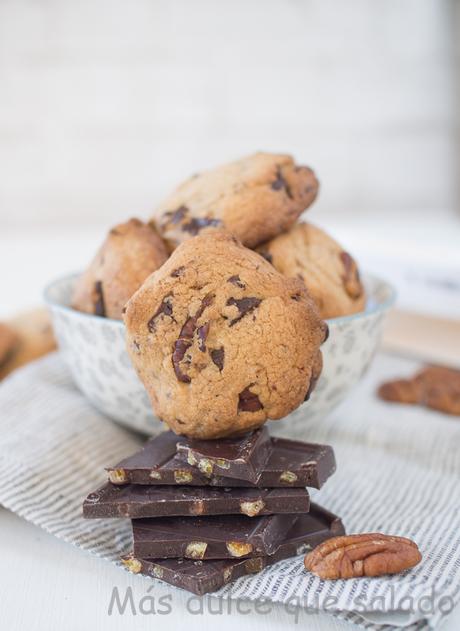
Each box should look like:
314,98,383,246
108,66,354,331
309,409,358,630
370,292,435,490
0,0,456,229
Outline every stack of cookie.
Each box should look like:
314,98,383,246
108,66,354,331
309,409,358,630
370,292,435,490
83,428,344,595
77,152,363,592
72,152,366,439
73,152,365,325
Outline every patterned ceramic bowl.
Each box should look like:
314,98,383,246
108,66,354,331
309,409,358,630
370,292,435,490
44,273,395,438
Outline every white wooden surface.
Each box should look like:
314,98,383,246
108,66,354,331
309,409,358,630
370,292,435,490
0,0,456,229
0,508,358,631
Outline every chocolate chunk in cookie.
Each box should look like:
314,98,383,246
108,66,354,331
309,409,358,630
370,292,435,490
226,297,262,327
147,294,175,332
210,347,225,371
124,231,327,438
238,386,264,413
93,281,106,317
72,218,169,320
378,365,460,416
257,222,365,319
153,152,319,251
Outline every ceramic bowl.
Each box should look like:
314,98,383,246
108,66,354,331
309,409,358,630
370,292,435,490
44,273,395,438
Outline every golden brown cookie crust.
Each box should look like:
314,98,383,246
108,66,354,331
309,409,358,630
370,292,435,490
0,308,56,379
0,322,18,370
72,218,169,320
153,152,319,251
124,231,328,438
257,222,365,319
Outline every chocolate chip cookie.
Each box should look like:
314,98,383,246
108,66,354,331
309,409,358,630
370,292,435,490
378,365,460,416
257,222,365,319
152,152,319,251
72,218,169,320
124,231,328,438
0,322,18,372
0,308,56,380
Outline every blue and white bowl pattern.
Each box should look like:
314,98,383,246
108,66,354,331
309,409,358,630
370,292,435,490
45,273,395,438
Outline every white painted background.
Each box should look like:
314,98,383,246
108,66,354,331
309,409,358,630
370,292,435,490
0,0,457,231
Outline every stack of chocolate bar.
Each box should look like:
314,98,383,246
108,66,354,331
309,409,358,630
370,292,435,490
83,428,344,595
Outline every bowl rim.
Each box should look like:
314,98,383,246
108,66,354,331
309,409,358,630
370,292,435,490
43,271,396,326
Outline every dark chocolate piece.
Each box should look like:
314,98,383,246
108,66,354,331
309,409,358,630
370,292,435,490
106,431,336,489
210,347,225,370
226,296,262,327
162,206,188,225
176,427,272,483
122,503,345,595
94,281,105,317
170,266,185,278
147,294,175,332
172,294,214,383
238,386,263,412
227,275,246,289
182,216,223,235
83,484,310,519
132,513,298,560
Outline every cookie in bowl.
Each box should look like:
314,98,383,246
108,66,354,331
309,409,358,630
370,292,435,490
0,322,18,373
72,218,169,320
257,222,365,319
152,152,319,251
124,231,328,439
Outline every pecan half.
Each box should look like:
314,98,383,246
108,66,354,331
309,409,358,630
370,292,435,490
304,533,422,579
415,366,460,415
227,275,246,289
378,365,460,415
378,379,421,404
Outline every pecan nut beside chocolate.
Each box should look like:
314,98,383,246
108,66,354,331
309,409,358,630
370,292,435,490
304,533,422,579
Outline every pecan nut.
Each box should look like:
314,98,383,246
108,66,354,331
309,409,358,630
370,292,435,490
377,379,421,404
304,533,422,579
377,365,460,416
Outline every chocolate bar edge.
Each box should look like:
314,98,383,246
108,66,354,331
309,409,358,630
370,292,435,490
106,436,336,489
121,504,345,596
176,428,273,483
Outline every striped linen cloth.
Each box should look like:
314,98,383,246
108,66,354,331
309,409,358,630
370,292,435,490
0,352,459,630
